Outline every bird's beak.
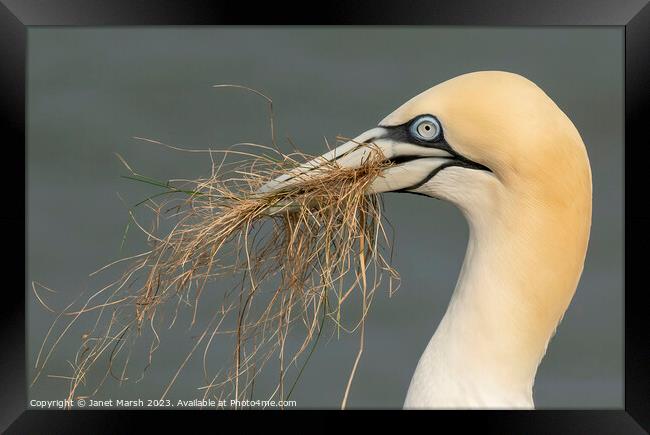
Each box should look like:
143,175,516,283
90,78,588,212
259,126,457,196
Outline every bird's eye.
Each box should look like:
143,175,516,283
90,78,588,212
410,116,441,141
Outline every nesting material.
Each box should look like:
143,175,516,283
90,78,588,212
33,137,400,408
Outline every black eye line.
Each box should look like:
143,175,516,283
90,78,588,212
380,114,492,174
380,114,449,149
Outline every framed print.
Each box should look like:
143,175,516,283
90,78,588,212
2,0,648,432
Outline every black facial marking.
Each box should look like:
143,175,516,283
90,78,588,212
396,161,456,192
396,159,490,192
387,155,425,166
382,115,490,176
383,115,454,154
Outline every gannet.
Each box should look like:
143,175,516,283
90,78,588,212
261,71,592,409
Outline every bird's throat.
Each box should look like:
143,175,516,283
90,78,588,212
404,192,591,409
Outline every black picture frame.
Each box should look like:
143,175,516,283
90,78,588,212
2,0,648,432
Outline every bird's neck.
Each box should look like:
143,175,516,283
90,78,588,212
404,190,591,409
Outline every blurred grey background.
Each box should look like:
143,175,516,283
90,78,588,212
27,27,623,408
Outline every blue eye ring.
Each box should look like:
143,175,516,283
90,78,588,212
410,115,441,141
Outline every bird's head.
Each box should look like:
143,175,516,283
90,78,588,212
261,71,591,217
257,71,593,382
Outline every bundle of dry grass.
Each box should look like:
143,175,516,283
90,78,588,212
32,131,400,408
